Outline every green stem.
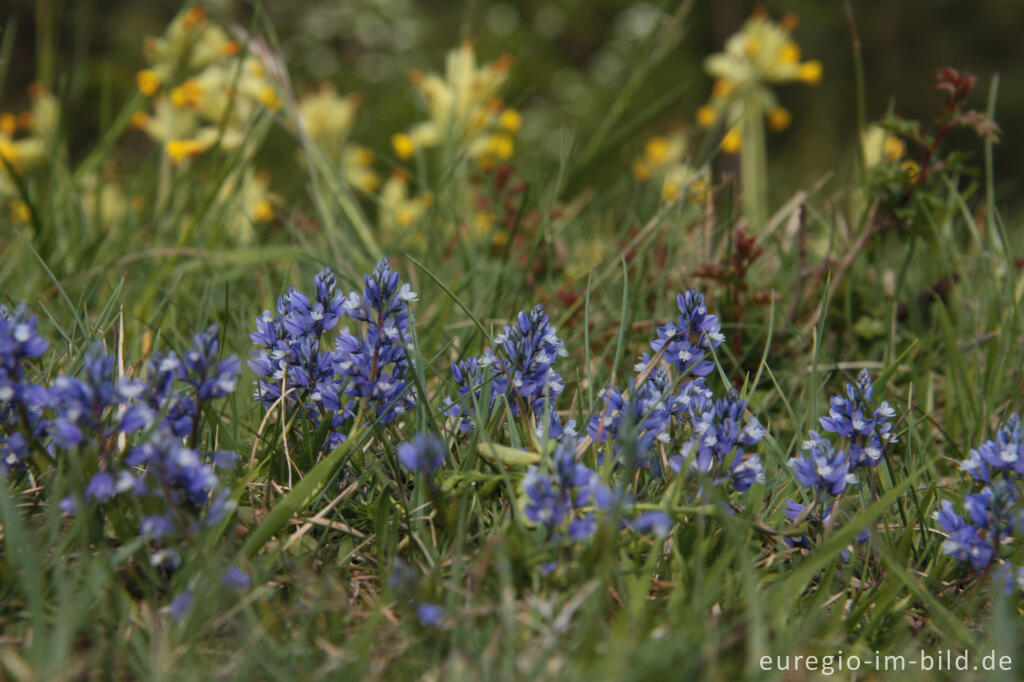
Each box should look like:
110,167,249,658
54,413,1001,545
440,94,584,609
740,100,767,231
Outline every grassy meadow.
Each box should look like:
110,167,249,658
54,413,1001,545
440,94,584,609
1,2,1023,680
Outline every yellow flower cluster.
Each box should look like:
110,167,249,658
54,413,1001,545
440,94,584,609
133,6,280,164
295,85,379,193
696,12,822,153
390,41,521,168
1,86,57,220
379,172,434,249
860,125,918,180
631,132,710,205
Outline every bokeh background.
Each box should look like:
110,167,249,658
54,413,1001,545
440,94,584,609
4,0,1023,209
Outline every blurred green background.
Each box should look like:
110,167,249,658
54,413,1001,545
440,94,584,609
4,0,1023,209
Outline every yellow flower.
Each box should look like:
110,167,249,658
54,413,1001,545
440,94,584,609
644,137,669,165
798,60,823,85
181,6,207,30
499,108,522,133
137,69,162,96
779,41,800,64
901,160,920,182
660,164,710,205
342,145,380,193
767,106,791,132
258,86,280,111
170,80,204,109
379,172,432,246
165,138,212,163
696,105,717,128
397,42,516,162
251,199,274,222
392,132,415,160
711,79,733,98
130,110,150,129
0,113,16,137
296,85,359,161
883,135,905,162
10,200,31,223
720,128,742,154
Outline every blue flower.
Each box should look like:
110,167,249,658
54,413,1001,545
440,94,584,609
447,304,566,435
141,515,174,538
818,370,897,468
222,566,252,592
670,391,766,492
650,289,724,378
631,511,673,538
397,433,446,474
788,431,855,496
85,471,116,502
163,590,194,621
588,377,673,470
933,500,994,570
0,303,49,362
963,413,1024,482
334,257,418,424
523,437,608,541
416,602,445,627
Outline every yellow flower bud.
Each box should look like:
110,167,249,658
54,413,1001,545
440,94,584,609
182,6,207,30
10,200,31,223
0,139,20,167
798,60,823,85
644,136,669,164
130,111,150,129
661,178,682,204
767,107,791,132
252,200,274,222
165,139,210,163
491,134,514,160
136,69,161,96
901,160,920,182
392,132,415,160
779,41,801,65
720,128,742,154
258,87,280,111
712,79,733,98
696,105,717,128
0,113,16,137
745,38,761,57
883,135,905,162
498,109,522,133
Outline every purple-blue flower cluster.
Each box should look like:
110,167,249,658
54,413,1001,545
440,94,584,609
336,257,418,423
935,414,1024,574
1,304,241,565
583,291,764,489
398,432,446,474
785,370,896,543
249,258,418,449
671,390,767,492
523,437,608,540
788,431,857,497
446,304,569,439
651,289,725,378
819,369,897,468
0,303,50,476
